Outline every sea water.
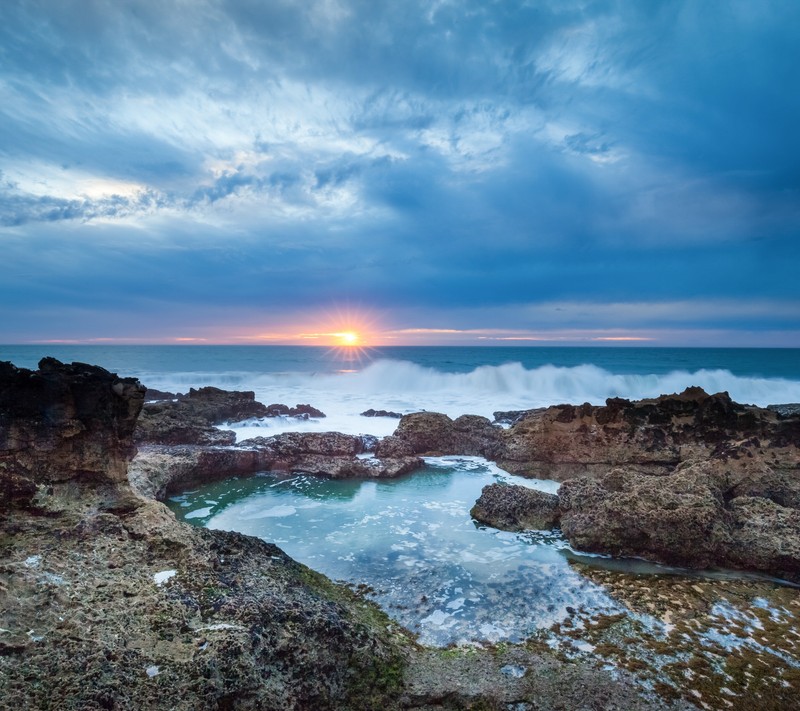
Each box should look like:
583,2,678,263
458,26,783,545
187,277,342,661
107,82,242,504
2,345,800,439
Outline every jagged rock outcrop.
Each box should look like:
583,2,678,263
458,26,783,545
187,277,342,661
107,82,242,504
135,390,328,445
265,403,326,418
0,358,145,508
471,483,560,531
391,412,504,458
134,386,269,445
130,432,423,500
361,409,403,418
492,408,545,425
461,388,800,580
497,387,800,480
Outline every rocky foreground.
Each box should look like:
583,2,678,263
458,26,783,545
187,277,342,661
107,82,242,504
3,360,800,709
2,359,685,710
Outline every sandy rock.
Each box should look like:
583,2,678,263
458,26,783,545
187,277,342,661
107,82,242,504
392,412,503,458
498,387,800,480
471,483,560,531
557,456,800,579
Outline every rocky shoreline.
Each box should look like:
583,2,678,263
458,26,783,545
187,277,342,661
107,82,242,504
3,358,800,709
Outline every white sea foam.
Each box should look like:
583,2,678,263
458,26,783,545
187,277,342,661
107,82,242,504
142,359,800,439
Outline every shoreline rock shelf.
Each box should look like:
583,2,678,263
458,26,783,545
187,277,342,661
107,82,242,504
388,387,800,582
3,358,800,709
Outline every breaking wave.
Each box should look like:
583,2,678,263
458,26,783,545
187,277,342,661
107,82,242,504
143,359,800,415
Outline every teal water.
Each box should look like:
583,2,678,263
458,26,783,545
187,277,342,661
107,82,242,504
2,344,800,379
169,456,653,646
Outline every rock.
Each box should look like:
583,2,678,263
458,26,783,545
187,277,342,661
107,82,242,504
498,387,800,480
135,386,270,445
0,358,720,708
558,462,731,568
0,358,145,495
265,403,326,418
492,408,545,425
727,496,800,580
768,403,800,418
128,445,263,499
361,408,403,418
374,435,414,458
471,483,560,531
144,387,183,401
130,432,425,498
392,412,503,458
0,359,408,709
557,455,800,579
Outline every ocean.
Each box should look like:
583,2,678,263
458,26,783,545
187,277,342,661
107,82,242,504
2,345,799,439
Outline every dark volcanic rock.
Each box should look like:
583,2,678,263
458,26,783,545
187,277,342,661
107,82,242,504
492,408,545,425
471,483,560,531
0,358,145,494
392,412,503,458
135,386,269,445
361,408,403,418
265,403,326,418
144,387,183,401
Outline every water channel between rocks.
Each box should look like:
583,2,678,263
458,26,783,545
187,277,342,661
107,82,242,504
167,456,758,647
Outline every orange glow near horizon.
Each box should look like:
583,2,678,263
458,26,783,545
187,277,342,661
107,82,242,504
333,331,360,346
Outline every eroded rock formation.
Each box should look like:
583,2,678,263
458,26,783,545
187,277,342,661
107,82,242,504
498,387,800,480
471,483,560,532
391,412,504,458
447,388,800,580
0,357,145,510
130,432,422,500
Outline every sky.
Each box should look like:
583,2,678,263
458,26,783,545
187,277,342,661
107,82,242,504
1,0,799,346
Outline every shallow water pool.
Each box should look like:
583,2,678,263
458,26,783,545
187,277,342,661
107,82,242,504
169,456,654,645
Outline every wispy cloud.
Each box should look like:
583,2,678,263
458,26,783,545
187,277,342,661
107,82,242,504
0,1,798,344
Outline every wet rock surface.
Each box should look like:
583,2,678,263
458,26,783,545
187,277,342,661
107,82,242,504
134,386,269,446
552,566,800,711
471,483,560,531
497,387,800,480
362,408,403,418
130,431,424,500
265,402,326,418
392,412,504,458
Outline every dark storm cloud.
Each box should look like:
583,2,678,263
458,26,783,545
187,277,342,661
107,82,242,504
0,0,798,342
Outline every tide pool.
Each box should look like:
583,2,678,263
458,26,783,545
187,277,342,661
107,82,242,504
170,457,639,645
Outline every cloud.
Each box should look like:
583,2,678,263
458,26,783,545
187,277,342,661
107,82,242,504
0,0,798,343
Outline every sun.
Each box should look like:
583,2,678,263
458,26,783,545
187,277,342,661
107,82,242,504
334,331,360,346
